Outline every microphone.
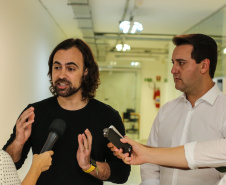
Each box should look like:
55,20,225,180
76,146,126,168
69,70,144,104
40,118,66,154
216,167,226,173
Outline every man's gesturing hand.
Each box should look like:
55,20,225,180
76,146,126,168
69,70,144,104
15,106,35,146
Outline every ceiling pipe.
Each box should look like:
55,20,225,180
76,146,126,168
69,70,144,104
95,35,173,41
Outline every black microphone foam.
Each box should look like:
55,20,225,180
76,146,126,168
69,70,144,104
40,118,66,153
216,167,226,173
49,118,66,137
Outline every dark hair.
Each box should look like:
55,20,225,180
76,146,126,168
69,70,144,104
48,38,100,100
172,34,217,78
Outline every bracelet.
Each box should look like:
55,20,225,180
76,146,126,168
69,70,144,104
82,164,96,173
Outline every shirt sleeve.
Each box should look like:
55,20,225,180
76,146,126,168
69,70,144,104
140,112,160,185
185,139,226,169
218,175,226,185
0,150,21,184
184,141,197,169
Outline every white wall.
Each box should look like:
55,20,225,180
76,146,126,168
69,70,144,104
223,6,226,77
0,0,67,180
139,43,182,141
139,58,166,140
96,71,139,115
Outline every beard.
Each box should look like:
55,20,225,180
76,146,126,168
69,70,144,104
53,78,82,97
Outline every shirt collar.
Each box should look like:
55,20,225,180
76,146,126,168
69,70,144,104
199,83,221,105
177,83,221,106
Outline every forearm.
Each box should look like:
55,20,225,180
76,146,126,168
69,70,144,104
5,140,24,163
22,165,41,185
146,146,189,168
88,161,110,180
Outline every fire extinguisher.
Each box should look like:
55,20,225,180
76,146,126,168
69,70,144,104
154,88,160,108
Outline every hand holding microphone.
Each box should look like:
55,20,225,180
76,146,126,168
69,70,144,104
40,118,66,153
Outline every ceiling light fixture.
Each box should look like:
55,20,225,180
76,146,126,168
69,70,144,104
110,61,117,66
119,21,143,34
131,61,140,66
119,21,131,33
223,48,226,54
116,44,131,51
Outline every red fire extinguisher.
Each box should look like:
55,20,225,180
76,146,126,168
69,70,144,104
153,88,160,108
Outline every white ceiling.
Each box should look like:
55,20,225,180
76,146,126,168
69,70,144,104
40,0,226,68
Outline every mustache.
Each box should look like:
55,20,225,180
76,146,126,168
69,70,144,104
54,79,74,88
55,78,71,84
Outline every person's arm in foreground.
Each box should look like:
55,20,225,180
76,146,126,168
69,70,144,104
118,136,188,168
6,107,35,162
22,151,53,185
77,129,111,180
111,137,226,170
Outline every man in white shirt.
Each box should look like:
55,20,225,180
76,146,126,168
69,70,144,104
108,33,226,184
140,34,226,185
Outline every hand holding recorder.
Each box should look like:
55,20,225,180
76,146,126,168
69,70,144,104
107,132,152,165
104,125,132,155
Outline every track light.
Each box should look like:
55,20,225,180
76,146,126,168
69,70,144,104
119,21,131,33
131,61,140,66
116,44,131,51
131,22,143,33
119,21,143,34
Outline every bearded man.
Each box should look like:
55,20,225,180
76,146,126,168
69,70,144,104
3,38,130,185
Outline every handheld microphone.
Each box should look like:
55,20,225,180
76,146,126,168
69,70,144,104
40,118,66,154
216,167,226,173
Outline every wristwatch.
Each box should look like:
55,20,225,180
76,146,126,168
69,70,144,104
82,158,99,175
90,158,99,175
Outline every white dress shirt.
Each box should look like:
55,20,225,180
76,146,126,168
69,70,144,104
140,83,226,185
0,150,21,185
185,139,226,185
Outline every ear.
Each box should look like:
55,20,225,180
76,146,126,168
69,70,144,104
200,59,210,74
84,68,88,76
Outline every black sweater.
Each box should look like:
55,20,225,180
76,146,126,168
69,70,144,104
3,97,131,185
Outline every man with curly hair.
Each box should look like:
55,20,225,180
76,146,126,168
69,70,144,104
3,39,131,185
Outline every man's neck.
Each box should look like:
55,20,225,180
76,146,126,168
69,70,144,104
186,80,214,108
57,94,89,111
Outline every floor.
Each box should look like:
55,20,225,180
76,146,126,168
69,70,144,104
104,130,146,185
